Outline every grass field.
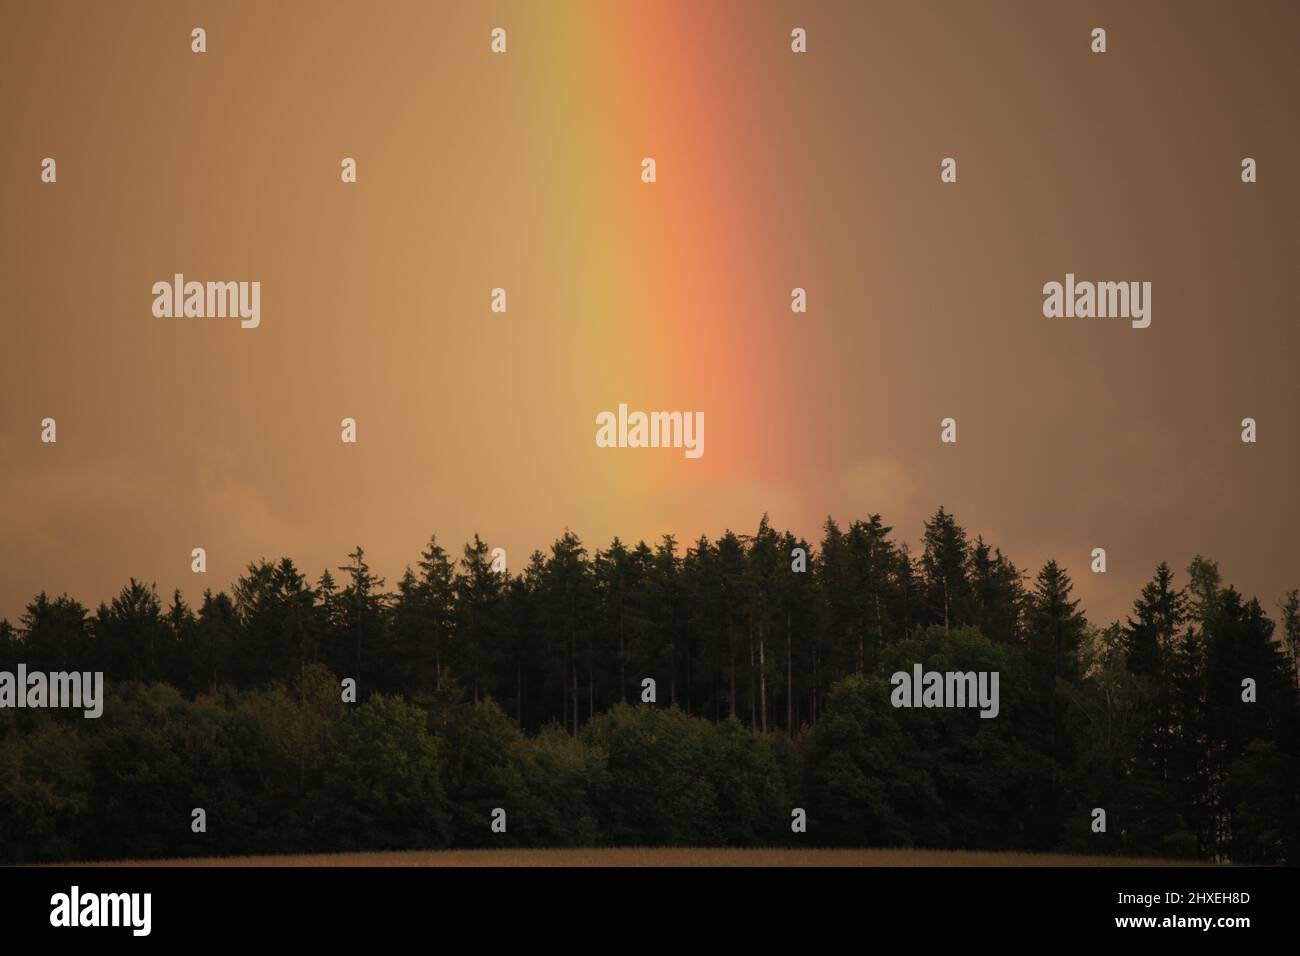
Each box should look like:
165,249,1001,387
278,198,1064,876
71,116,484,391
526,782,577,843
74,847,1199,867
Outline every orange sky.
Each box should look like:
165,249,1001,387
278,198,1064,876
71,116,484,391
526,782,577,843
1,1,1297,627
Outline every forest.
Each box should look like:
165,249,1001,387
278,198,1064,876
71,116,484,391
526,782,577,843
1,508,1297,863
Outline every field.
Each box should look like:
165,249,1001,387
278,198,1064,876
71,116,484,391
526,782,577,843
75,847,1198,867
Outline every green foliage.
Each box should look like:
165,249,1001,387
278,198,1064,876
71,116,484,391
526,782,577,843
318,694,449,851
583,703,789,846
1,511,1298,862
0,716,91,862
806,673,929,847
806,628,1042,850
504,726,605,846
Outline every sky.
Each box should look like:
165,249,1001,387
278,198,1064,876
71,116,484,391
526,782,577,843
1,0,1297,627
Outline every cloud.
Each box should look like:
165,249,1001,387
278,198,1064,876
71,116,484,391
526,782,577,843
835,455,917,521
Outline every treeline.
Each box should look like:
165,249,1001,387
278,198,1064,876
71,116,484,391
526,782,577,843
1,509,1298,862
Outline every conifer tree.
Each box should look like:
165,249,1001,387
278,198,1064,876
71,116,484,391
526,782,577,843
920,507,970,632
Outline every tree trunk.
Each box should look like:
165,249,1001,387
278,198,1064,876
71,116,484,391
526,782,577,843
670,643,676,707
874,591,883,671
812,644,819,723
728,624,736,719
748,621,756,731
685,629,692,716
786,609,793,737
